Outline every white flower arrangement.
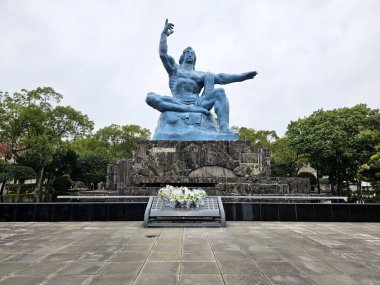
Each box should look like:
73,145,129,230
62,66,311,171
158,185,207,208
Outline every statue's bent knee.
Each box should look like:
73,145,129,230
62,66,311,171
214,88,226,97
146,92,158,107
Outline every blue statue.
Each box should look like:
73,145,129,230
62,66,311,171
146,19,257,141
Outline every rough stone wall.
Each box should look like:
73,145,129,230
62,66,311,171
131,140,270,185
106,140,310,194
105,164,116,190
115,159,133,191
217,177,310,195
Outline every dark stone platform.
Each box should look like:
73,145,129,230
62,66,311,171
1,202,379,222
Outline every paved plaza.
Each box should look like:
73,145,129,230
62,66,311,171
0,222,379,285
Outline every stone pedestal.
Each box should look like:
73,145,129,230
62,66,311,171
106,140,310,195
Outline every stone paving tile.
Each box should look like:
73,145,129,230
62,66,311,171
209,238,236,245
87,274,137,285
133,274,179,285
0,276,46,285
265,274,316,285
214,250,251,262
1,253,45,263
109,252,149,262
56,245,94,253
182,243,211,252
152,243,182,252
310,251,348,261
349,275,380,285
257,261,302,275
279,252,320,262
246,251,286,261
98,262,143,275
155,237,183,244
0,222,379,284
307,273,357,285
179,273,224,285
42,274,92,285
127,238,157,245
292,261,342,275
121,244,153,253
182,251,215,261
0,245,32,254
14,262,67,276
212,243,241,251
56,261,106,275
148,251,181,261
180,261,219,274
333,251,380,262
184,233,207,239
218,261,261,274
77,252,113,262
90,244,124,253
239,245,277,252
40,252,82,262
325,260,380,275
140,261,180,275
222,273,271,285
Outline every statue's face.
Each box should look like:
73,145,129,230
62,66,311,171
184,48,195,64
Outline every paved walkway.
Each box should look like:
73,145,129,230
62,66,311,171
0,222,379,285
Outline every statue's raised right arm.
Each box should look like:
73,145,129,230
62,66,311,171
159,19,176,75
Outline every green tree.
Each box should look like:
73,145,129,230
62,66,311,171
0,88,94,193
72,155,109,190
70,137,109,158
287,104,380,195
70,124,151,162
270,137,306,177
0,161,36,196
69,124,150,189
94,124,151,160
48,148,79,178
52,175,72,194
358,129,380,195
237,127,278,147
0,161,14,196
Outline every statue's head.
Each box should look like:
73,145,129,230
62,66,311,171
179,47,196,67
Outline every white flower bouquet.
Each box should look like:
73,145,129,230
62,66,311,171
158,185,207,208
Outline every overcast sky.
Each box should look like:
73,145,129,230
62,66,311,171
1,0,379,137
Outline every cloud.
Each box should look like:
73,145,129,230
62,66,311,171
0,0,379,137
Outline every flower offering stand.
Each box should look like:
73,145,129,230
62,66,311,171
144,196,225,227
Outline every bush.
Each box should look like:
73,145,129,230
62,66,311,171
5,184,36,194
6,184,20,193
53,176,72,193
20,184,36,193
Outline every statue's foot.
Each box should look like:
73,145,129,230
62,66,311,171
219,126,236,134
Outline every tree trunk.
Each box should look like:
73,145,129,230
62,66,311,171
357,179,362,201
330,176,336,196
0,180,6,203
34,165,45,194
316,174,321,194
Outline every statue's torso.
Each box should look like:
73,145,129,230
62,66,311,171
169,67,205,102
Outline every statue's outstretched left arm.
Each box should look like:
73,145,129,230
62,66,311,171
214,71,257,85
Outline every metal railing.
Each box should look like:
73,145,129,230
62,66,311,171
57,195,348,203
